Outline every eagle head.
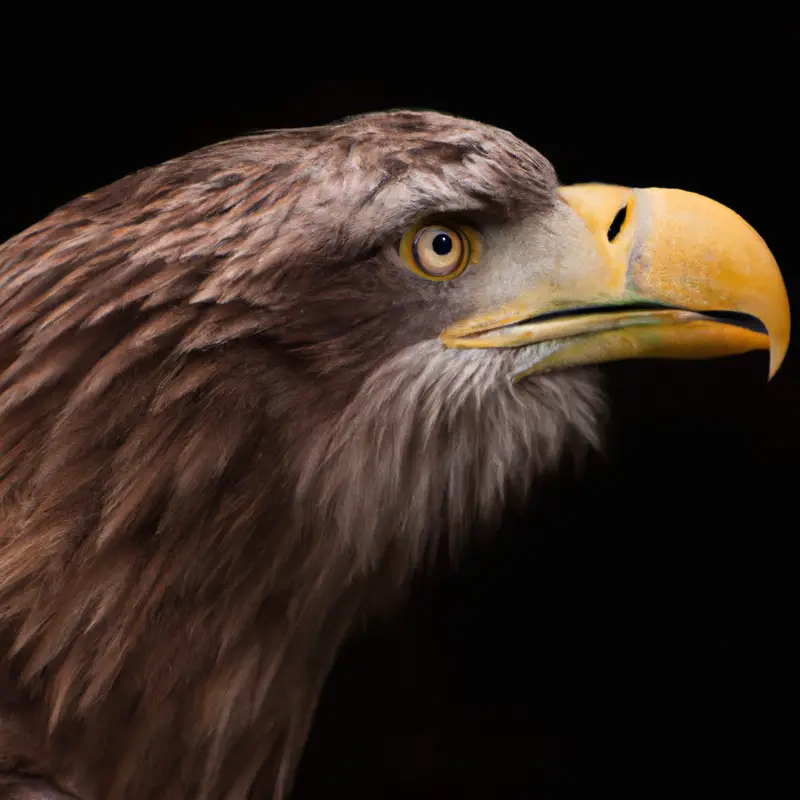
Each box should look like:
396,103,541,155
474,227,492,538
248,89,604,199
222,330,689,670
0,110,789,798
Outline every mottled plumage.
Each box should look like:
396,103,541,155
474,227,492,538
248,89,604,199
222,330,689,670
0,111,605,798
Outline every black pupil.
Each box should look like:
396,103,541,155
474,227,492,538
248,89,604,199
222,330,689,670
432,232,453,256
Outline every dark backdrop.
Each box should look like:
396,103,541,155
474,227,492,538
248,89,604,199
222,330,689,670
2,8,797,798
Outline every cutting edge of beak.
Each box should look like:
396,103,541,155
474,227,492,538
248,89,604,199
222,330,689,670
440,185,790,380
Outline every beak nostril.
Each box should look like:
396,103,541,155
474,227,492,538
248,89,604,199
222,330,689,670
607,204,628,242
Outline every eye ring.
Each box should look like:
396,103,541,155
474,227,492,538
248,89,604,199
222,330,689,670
399,222,479,281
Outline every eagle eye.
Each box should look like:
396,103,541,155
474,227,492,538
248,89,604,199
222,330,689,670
399,222,479,281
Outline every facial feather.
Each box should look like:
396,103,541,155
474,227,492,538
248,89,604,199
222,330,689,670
297,341,603,573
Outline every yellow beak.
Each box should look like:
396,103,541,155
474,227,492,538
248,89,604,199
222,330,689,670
440,184,790,379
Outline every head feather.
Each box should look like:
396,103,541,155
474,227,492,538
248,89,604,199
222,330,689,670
0,110,603,798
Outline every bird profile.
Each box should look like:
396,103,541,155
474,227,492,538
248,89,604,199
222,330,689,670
0,110,789,798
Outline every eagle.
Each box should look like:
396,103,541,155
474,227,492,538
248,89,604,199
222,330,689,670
0,111,789,799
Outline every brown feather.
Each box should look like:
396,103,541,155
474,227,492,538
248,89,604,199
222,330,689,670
0,111,603,798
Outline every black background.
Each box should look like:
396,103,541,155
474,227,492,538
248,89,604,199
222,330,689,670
2,7,797,798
